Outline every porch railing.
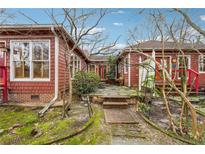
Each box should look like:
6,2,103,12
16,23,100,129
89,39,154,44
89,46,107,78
172,69,199,94
0,66,8,103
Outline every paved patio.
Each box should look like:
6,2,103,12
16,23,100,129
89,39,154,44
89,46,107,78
90,84,136,97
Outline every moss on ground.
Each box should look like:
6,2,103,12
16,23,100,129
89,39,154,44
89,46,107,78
0,104,111,145
59,105,112,145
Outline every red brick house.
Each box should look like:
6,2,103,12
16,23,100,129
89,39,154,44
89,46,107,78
0,24,114,104
117,40,205,94
2,25,204,103
0,25,90,103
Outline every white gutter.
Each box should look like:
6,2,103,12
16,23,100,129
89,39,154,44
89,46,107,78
38,26,59,116
128,49,131,87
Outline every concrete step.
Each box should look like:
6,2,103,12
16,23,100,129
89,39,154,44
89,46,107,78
103,101,128,109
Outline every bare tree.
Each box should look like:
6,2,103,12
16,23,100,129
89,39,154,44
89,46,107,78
38,9,119,117
127,9,203,139
0,9,16,25
174,9,205,37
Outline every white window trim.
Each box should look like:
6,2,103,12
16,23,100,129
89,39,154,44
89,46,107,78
10,39,51,82
177,55,191,79
71,53,81,80
199,55,205,73
0,40,7,65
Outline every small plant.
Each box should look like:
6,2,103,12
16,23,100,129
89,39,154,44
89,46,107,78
139,103,150,114
73,71,100,96
106,56,117,80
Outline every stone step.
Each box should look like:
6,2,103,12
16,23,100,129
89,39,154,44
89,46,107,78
103,96,129,103
102,95,130,99
103,101,128,109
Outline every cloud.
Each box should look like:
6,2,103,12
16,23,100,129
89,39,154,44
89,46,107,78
78,27,106,35
113,22,123,26
111,10,125,14
113,43,127,49
88,27,106,34
200,15,205,21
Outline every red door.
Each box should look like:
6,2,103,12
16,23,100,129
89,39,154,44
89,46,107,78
155,57,171,81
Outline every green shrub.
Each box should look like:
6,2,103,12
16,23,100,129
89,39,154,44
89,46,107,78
73,71,100,95
106,56,117,80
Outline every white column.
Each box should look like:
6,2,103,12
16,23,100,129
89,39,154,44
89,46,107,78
139,56,142,91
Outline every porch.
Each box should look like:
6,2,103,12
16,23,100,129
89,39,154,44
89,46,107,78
139,55,202,96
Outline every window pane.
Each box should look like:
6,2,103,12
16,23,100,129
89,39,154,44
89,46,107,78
13,42,30,61
32,41,49,60
14,61,30,78
90,65,95,72
14,61,22,78
78,59,80,70
70,65,73,78
33,62,49,78
125,58,128,72
179,57,189,69
200,56,205,72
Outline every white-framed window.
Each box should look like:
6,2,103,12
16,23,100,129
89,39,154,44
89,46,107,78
89,64,96,72
177,55,191,79
124,57,129,74
199,55,205,73
178,55,191,69
10,40,50,81
0,41,6,48
70,54,81,78
118,63,121,73
0,40,7,66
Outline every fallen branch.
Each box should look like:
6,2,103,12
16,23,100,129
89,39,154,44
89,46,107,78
168,97,205,117
38,99,57,117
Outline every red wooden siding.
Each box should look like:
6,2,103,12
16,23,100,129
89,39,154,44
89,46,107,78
58,38,88,99
118,50,205,89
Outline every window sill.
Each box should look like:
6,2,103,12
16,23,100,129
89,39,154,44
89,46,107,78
10,78,50,82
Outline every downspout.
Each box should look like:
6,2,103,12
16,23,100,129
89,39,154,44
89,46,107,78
38,27,59,116
152,49,156,96
51,26,59,102
128,49,131,87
